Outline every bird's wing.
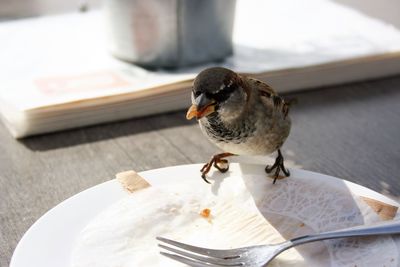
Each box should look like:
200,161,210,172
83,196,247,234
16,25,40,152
246,77,276,95
246,77,291,118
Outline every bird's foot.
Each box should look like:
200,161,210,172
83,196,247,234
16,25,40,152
265,149,290,184
200,152,235,183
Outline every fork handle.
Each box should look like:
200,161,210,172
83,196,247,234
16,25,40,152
290,220,400,247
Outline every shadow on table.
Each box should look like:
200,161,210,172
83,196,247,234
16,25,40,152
20,110,193,151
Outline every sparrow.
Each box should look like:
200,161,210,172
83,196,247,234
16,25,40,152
186,67,292,184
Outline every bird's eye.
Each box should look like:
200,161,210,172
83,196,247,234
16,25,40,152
193,91,201,98
213,83,237,102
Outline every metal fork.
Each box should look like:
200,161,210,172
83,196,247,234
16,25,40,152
157,220,400,266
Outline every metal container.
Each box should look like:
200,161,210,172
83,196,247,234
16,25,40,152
104,0,236,68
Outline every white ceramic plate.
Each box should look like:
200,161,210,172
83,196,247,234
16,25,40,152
10,163,400,267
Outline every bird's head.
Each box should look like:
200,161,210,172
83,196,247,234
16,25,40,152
186,67,248,121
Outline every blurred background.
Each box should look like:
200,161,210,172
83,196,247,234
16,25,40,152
0,0,399,28
0,0,100,19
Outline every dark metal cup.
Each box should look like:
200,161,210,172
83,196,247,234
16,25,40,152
104,0,236,68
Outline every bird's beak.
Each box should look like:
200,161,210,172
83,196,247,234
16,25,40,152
186,94,216,120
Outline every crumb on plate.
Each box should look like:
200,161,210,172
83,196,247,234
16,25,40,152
200,208,211,218
116,170,150,193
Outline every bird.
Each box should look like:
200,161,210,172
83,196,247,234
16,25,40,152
186,67,293,184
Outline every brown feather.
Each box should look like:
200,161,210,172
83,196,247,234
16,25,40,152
242,76,292,118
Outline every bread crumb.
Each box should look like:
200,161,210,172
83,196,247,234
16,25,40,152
361,196,398,220
200,208,211,218
116,170,150,193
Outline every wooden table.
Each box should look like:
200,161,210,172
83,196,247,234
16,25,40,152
1,75,400,266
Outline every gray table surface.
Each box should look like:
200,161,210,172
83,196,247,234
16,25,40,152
1,75,400,266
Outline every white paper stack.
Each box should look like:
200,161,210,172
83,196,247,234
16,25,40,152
1,0,400,138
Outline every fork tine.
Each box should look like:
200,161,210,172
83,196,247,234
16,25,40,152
159,244,243,266
157,236,239,258
160,252,223,267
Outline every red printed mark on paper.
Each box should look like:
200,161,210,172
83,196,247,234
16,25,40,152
34,71,130,96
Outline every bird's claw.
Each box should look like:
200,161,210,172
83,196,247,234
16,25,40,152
201,172,211,184
200,153,234,183
213,159,229,173
266,149,290,184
